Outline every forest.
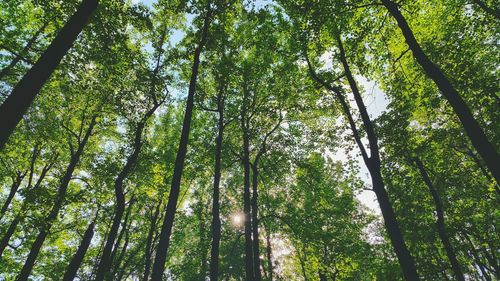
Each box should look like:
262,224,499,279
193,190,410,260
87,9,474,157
0,0,498,280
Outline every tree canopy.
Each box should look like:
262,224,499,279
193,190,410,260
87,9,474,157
0,0,498,280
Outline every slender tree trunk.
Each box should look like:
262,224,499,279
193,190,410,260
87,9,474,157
265,227,273,281
16,116,96,281
62,221,95,281
111,221,131,281
251,164,262,281
142,201,161,281
151,6,212,279
95,95,159,280
0,216,20,258
242,118,255,281
413,158,465,281
335,36,419,281
0,0,98,149
0,22,48,81
381,0,500,183
298,246,308,281
0,174,24,219
209,94,224,281
0,159,54,258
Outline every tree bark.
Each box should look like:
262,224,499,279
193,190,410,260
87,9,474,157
381,0,500,184
0,173,25,219
151,5,212,279
337,36,419,281
0,22,48,81
62,220,95,281
265,226,274,281
15,115,96,281
241,112,255,281
413,158,465,281
209,93,224,281
0,0,98,149
142,201,161,281
0,158,54,258
95,122,149,281
251,164,262,281
306,37,418,280
0,216,20,258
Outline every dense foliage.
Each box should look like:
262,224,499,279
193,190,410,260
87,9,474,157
0,0,498,280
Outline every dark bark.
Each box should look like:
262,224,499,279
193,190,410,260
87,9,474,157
382,0,500,184
151,5,212,279
0,158,54,259
251,164,262,281
0,216,20,258
0,22,48,80
413,158,465,281
62,221,95,281
319,271,328,281
338,36,419,281
305,37,418,280
0,173,25,219
265,227,273,281
16,116,96,281
142,201,161,281
95,90,159,280
0,0,98,149
241,111,255,281
209,93,224,281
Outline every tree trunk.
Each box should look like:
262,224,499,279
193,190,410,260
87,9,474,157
62,221,95,281
142,201,161,281
335,36,419,281
0,174,24,219
0,0,98,149
0,216,20,258
265,226,274,281
0,22,48,81
151,5,212,279
16,116,96,281
209,94,224,281
0,159,54,258
381,0,500,184
413,158,465,281
242,116,255,281
251,164,262,281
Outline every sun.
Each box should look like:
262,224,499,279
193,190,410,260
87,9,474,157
231,213,244,227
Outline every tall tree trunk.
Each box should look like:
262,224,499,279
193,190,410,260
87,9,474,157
413,158,465,281
306,37,418,280
151,5,212,279
0,174,25,219
251,164,262,281
241,115,255,281
337,36,419,281
0,0,98,149
0,158,54,258
381,0,500,184
142,201,161,281
209,93,224,281
62,220,95,281
0,22,48,81
265,226,274,281
15,116,96,281
95,91,159,280
0,216,20,258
